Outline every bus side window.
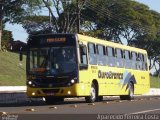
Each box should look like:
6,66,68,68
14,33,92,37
124,50,131,69
79,44,88,70
88,43,97,65
144,54,148,71
131,52,137,70
141,54,145,71
116,48,124,68
107,47,115,67
137,53,143,70
97,45,106,66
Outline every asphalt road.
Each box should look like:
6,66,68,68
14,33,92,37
0,96,160,120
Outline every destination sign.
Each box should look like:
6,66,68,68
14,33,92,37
47,38,66,43
28,34,76,47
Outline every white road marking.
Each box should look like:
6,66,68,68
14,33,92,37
129,108,160,114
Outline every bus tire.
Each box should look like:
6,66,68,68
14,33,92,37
45,97,64,105
97,96,103,102
120,83,134,100
85,82,98,103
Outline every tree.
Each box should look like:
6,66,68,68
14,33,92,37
0,0,4,50
22,15,51,34
3,0,42,24
1,30,13,50
41,0,86,33
0,0,43,50
22,0,86,34
79,0,160,71
131,10,160,72
81,0,157,45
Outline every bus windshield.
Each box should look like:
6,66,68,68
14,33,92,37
29,47,76,75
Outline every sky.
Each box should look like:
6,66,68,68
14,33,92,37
5,0,160,43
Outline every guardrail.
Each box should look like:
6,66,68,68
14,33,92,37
0,86,26,93
0,86,27,104
143,88,160,96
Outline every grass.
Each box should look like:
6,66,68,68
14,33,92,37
0,51,26,86
150,76,160,88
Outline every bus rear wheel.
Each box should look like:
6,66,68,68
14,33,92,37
120,83,134,100
85,82,98,103
45,97,64,105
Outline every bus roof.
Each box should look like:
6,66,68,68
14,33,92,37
27,33,147,54
77,34,147,54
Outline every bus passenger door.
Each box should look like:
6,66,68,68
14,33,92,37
78,44,90,96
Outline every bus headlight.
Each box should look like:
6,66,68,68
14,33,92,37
28,81,32,85
32,92,36,96
68,77,78,86
71,77,78,83
71,79,75,84
67,91,71,95
27,81,36,87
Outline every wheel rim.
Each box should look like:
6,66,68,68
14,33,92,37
129,84,134,98
91,85,96,100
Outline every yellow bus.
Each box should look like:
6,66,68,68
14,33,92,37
24,33,150,104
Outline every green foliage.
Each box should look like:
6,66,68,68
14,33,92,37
22,15,51,34
1,30,13,48
2,0,43,24
22,0,86,33
80,0,160,71
81,0,158,44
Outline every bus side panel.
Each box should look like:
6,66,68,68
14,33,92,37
78,70,91,96
134,70,150,95
89,65,109,96
97,66,129,96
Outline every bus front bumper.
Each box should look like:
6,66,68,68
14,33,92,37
27,83,90,98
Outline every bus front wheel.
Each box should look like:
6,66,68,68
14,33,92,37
85,82,98,103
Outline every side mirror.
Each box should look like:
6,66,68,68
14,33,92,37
20,52,23,61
